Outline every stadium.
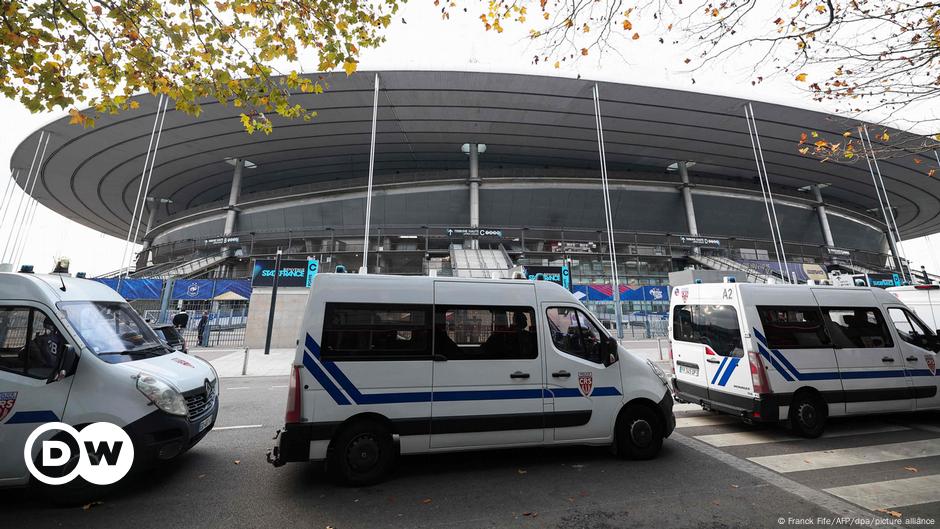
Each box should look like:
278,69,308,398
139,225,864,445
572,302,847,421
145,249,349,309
8,70,938,333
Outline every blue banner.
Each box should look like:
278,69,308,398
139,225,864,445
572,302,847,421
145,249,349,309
93,278,164,300
572,284,670,302
171,279,217,300
213,279,252,299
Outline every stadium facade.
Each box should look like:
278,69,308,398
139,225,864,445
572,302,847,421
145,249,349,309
10,70,938,320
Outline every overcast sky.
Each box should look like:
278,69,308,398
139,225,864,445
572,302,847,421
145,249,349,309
0,2,937,277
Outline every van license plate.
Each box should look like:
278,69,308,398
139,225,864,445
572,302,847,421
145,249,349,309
678,365,699,376
198,416,212,433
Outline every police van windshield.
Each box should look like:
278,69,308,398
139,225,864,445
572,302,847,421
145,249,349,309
58,301,167,360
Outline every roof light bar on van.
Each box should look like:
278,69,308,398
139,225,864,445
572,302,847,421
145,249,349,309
914,284,939,290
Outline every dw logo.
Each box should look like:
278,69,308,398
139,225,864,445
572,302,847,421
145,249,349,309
24,422,134,486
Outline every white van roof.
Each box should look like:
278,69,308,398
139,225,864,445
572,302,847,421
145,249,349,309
0,272,125,306
673,282,901,304
313,273,578,303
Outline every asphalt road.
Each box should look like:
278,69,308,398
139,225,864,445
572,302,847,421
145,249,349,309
1,377,937,529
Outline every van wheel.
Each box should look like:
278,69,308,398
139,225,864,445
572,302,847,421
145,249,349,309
328,420,396,486
615,405,663,460
789,393,826,438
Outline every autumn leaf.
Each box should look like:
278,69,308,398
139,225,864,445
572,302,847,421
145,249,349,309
795,73,808,82
623,20,632,30
800,132,808,143
930,169,937,177
580,48,588,56
842,131,852,137
632,33,640,40
876,508,902,518
343,61,358,76
881,131,890,141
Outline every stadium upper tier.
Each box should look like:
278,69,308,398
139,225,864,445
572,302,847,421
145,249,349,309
9,70,938,245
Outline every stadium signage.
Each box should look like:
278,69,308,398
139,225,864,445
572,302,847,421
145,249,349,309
826,247,851,256
204,236,240,246
523,265,571,290
678,236,721,247
446,227,504,238
251,259,315,288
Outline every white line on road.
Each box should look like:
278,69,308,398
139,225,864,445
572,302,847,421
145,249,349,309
671,432,879,522
748,438,940,473
675,415,740,428
213,424,263,431
696,423,908,447
270,385,287,389
825,474,940,510
225,387,250,390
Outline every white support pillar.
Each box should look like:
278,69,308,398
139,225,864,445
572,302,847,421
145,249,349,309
469,142,480,250
678,162,698,236
223,158,244,238
811,185,835,248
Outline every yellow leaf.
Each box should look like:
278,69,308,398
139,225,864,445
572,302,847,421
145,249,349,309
553,61,560,69
816,4,826,13
129,100,140,110
881,131,890,141
842,131,851,137
68,108,87,126
343,60,357,76
929,169,936,177
811,131,819,138
795,73,808,82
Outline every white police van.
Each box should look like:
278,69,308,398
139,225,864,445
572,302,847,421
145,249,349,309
887,284,940,330
670,282,940,437
267,274,674,484
0,272,219,492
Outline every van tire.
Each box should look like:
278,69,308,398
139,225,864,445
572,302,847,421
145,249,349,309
615,405,663,460
327,420,396,486
789,393,827,438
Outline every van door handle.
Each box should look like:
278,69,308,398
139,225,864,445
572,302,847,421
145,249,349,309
433,354,448,362
881,356,895,363
552,370,571,378
706,357,721,364
510,371,530,379
906,356,918,362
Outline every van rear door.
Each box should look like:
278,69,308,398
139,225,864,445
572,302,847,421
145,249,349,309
671,287,710,403
429,281,544,449
812,288,913,414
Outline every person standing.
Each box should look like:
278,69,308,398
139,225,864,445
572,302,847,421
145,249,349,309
197,311,209,347
172,310,189,329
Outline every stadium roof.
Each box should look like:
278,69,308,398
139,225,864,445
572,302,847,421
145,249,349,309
10,70,939,240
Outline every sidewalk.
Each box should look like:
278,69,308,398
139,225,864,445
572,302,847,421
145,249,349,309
202,339,674,378
203,348,295,378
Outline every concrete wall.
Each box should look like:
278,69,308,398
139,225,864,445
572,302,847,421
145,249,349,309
244,287,310,349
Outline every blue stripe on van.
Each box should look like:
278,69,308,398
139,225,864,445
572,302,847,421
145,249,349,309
710,357,728,385
302,351,351,405
757,343,795,382
302,334,622,405
717,358,741,386
753,327,916,382
5,410,59,424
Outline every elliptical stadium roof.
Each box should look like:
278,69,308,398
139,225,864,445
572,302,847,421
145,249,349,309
10,70,939,240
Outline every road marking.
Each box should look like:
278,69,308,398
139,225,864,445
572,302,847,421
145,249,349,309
671,432,881,522
213,424,263,431
225,387,250,390
270,385,287,389
824,474,940,510
749,438,940,473
675,415,740,428
696,423,908,447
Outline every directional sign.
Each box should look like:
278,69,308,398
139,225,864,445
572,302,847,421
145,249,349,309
446,227,504,238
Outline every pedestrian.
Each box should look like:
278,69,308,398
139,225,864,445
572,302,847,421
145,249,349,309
172,310,189,329
197,311,209,347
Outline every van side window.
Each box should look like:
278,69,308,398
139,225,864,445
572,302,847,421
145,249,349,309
546,307,606,364
321,303,431,360
434,306,537,360
0,307,63,379
756,306,829,349
822,307,893,349
671,305,743,357
888,307,934,349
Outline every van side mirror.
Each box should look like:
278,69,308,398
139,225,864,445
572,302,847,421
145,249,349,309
53,344,79,382
603,336,619,367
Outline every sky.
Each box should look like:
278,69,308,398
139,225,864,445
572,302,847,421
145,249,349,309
0,1,937,277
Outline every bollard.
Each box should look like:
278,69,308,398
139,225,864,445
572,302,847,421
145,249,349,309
241,347,249,376
657,338,664,361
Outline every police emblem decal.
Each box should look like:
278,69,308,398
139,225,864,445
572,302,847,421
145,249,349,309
0,391,18,423
578,372,593,397
927,355,937,376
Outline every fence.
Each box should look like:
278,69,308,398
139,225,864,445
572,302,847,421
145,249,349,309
96,278,252,349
